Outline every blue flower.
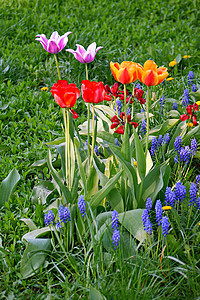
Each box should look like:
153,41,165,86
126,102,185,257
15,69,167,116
196,175,200,184
163,133,170,145
115,138,120,147
165,187,176,207
115,99,121,115
142,209,149,229
180,146,191,164
192,84,197,92
188,71,193,85
112,210,119,230
127,107,131,116
146,197,152,213
161,216,170,237
159,95,165,115
174,155,179,163
191,138,197,156
175,182,186,203
145,218,153,235
141,119,146,136
173,103,178,110
155,200,163,225
158,135,163,149
44,210,55,226
112,229,120,249
150,137,158,156
94,145,99,156
136,83,142,89
189,183,197,206
174,136,182,154
197,197,200,209
78,195,86,217
58,205,71,223
56,221,62,229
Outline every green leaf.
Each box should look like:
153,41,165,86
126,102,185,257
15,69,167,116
132,126,146,180
20,238,52,278
175,53,182,63
47,150,71,203
89,171,123,209
89,287,107,300
182,125,200,144
0,169,20,208
22,227,52,241
121,123,131,162
31,181,55,204
97,131,116,145
168,121,186,150
74,139,87,194
20,219,37,231
118,209,145,242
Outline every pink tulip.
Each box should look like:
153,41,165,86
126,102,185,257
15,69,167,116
66,42,103,63
35,31,72,54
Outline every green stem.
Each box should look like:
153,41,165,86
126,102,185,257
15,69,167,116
124,84,127,119
85,63,88,80
63,108,68,186
145,86,150,157
67,108,71,190
89,104,95,170
85,63,90,158
54,54,61,80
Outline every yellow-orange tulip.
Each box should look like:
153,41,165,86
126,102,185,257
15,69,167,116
137,60,169,86
110,61,138,84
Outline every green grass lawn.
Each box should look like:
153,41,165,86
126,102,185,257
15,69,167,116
0,0,200,298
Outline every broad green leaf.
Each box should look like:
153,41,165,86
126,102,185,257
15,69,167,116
31,181,55,204
22,227,52,241
159,119,179,135
168,121,186,150
56,143,66,179
182,125,200,144
86,166,99,199
21,219,37,231
118,209,145,242
47,150,71,203
89,171,123,209
89,286,107,300
97,131,116,145
175,53,182,63
46,137,65,146
0,169,20,208
132,126,146,180
74,139,87,194
121,123,131,162
20,238,51,278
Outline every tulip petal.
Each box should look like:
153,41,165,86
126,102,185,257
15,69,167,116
82,87,94,103
53,94,66,108
96,46,103,53
63,92,77,108
143,60,157,71
76,44,86,56
50,31,59,41
87,42,97,56
115,125,124,134
47,40,60,54
143,70,158,86
118,68,131,84
157,72,169,85
58,33,71,50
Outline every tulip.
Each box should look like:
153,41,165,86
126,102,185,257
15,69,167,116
66,42,103,64
35,31,72,54
81,80,105,103
51,80,80,108
137,60,169,86
110,61,138,84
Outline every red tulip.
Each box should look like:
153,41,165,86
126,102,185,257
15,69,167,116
51,80,80,108
81,80,106,103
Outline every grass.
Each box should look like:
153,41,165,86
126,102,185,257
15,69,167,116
0,0,200,298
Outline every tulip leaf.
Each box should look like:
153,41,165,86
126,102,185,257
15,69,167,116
0,168,20,208
20,238,52,278
74,139,87,194
89,171,123,209
97,131,116,145
132,126,146,180
118,209,146,242
168,121,186,150
89,286,107,300
182,125,200,144
47,150,71,203
121,123,131,162
20,219,37,231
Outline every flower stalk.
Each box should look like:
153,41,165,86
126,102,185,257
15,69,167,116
145,86,150,156
89,104,95,170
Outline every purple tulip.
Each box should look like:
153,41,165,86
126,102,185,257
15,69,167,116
66,42,103,63
35,31,72,54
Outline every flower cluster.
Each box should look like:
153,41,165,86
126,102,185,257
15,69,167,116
78,195,86,217
150,133,170,156
189,183,198,206
44,205,71,229
180,103,198,126
111,112,138,134
165,187,176,207
140,119,147,136
174,137,197,164
188,71,194,85
159,95,165,115
134,87,145,104
111,210,120,249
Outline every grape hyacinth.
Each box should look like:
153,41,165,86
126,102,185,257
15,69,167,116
189,182,197,206
159,95,165,115
174,136,182,154
161,216,170,237
127,107,131,116
56,221,62,230
44,210,55,226
112,210,119,230
180,146,191,164
175,182,186,203
150,137,158,156
58,204,71,223
115,138,120,147
174,155,179,163
196,175,200,184
197,197,200,209
112,229,120,249
142,209,149,229
78,195,86,217
192,84,197,92
191,138,197,155
146,197,152,213
145,218,153,235
173,103,178,110
165,187,176,207
188,71,193,85
115,99,121,115
158,135,163,149
183,89,189,107
163,133,170,145
155,200,163,225
136,83,142,89
94,145,99,156
141,119,146,136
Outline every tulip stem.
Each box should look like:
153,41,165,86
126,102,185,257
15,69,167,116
67,108,71,190
63,108,68,186
145,86,150,157
54,54,61,80
89,104,95,170
85,63,90,158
